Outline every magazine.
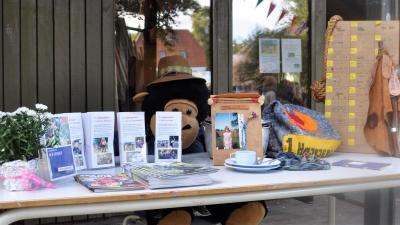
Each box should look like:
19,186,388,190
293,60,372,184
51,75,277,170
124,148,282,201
124,162,219,189
82,112,115,169
117,112,147,165
74,174,146,192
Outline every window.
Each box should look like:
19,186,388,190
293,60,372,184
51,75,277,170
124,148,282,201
160,51,166,59
232,0,311,107
180,51,187,59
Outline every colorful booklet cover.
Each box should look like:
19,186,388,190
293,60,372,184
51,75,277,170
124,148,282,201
332,159,391,170
74,174,146,192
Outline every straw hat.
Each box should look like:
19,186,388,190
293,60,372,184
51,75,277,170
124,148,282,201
133,55,205,102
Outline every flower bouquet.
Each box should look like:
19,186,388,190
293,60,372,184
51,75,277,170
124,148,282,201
0,104,54,191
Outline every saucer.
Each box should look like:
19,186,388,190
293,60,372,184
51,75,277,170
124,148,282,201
224,163,280,172
225,158,281,168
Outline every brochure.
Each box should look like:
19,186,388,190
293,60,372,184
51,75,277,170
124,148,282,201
154,112,182,163
64,113,87,170
117,112,147,165
74,174,146,192
82,112,115,169
332,159,391,170
38,145,76,181
45,114,71,147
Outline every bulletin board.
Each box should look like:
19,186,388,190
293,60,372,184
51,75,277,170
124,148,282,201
324,21,399,153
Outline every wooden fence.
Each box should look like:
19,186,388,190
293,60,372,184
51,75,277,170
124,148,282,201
0,0,115,113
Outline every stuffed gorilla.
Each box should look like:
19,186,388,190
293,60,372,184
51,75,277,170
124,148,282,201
133,55,267,225
140,78,209,152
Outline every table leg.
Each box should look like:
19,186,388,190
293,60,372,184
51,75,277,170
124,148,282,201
328,195,336,225
364,189,395,225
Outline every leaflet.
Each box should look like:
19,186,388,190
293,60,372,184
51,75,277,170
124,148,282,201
154,112,182,163
63,113,87,170
117,112,147,165
82,112,115,169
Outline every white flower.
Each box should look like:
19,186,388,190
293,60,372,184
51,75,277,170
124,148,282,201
15,107,29,114
35,104,48,111
44,112,52,119
27,110,37,117
7,112,16,117
0,112,6,118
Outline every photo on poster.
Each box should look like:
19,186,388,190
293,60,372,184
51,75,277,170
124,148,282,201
157,140,169,148
72,139,83,155
158,149,178,160
74,155,85,167
135,137,145,149
215,112,241,150
124,142,135,152
93,137,109,153
169,136,179,148
97,153,113,165
126,151,142,163
46,116,71,147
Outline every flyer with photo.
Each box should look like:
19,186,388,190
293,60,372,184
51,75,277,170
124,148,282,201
154,112,182,163
117,112,147,165
64,113,87,170
82,112,115,169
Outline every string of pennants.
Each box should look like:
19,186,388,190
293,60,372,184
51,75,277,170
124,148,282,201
256,0,308,35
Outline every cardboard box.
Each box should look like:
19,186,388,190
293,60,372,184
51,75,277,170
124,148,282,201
325,20,400,154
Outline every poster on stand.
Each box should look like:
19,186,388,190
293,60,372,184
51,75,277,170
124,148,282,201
259,38,281,73
154,112,182,163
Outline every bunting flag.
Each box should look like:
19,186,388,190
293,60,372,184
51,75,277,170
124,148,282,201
256,0,264,7
295,21,308,35
267,1,276,18
277,9,288,23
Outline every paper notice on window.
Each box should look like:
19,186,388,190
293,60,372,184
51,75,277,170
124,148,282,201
155,112,182,163
259,38,281,73
117,112,147,165
282,38,302,73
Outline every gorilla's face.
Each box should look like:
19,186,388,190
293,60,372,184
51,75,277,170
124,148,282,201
150,99,199,149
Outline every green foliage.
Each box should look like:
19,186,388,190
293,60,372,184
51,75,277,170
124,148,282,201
0,105,51,163
192,6,211,68
116,0,200,46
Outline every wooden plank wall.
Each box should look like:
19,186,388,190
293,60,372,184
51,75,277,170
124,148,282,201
0,0,115,113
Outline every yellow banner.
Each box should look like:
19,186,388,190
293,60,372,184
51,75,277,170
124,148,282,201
282,135,341,157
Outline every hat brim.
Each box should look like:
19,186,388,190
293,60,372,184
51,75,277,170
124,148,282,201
147,73,205,87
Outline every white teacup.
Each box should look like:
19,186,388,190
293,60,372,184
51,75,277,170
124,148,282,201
230,150,257,165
